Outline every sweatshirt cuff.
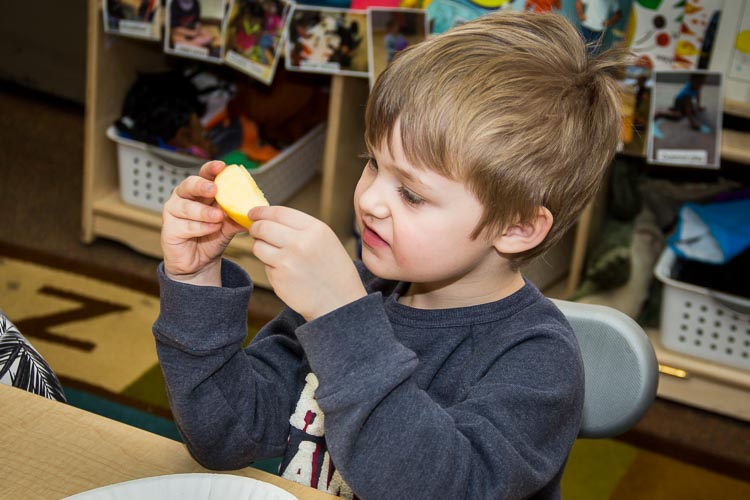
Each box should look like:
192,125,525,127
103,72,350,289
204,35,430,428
153,259,253,352
295,293,417,407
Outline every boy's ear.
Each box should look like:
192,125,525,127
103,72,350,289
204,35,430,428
493,207,553,255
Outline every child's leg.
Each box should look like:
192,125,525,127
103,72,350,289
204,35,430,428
654,109,681,121
681,97,701,130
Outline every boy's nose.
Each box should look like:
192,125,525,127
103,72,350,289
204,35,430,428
357,181,390,220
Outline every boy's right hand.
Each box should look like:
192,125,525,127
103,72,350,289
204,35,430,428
161,161,246,286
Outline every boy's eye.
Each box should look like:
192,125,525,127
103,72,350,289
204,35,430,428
360,152,377,170
359,152,423,205
398,186,424,206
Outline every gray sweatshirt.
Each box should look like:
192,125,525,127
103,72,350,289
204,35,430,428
153,259,584,499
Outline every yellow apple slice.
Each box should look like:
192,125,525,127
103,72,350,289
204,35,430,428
214,164,269,228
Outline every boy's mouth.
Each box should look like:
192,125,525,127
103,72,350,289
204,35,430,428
361,224,389,249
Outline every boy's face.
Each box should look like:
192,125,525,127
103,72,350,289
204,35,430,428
354,123,503,286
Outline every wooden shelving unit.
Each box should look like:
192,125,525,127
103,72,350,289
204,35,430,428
725,98,750,119
721,99,750,165
722,129,750,164
82,0,369,288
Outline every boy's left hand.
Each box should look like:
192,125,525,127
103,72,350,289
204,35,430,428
248,205,367,321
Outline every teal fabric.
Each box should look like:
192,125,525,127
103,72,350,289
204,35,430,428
63,386,182,441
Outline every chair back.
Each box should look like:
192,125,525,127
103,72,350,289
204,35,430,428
552,300,658,438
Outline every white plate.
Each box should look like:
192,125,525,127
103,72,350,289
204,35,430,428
64,473,298,500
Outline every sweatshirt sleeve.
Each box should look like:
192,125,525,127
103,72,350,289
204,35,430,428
152,259,307,470
296,294,582,499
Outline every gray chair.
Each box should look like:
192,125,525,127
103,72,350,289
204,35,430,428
552,300,659,438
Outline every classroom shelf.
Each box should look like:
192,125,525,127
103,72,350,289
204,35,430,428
721,129,750,165
647,328,750,423
82,0,369,288
725,99,750,120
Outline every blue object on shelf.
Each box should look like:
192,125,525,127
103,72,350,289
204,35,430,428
668,199,750,265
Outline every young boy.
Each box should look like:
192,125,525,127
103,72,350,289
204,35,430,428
154,10,623,499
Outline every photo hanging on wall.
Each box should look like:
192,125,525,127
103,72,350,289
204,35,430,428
647,70,723,170
165,0,227,63
367,7,428,89
285,5,370,78
223,0,292,85
103,0,161,40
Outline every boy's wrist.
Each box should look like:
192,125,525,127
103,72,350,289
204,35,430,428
165,260,223,287
304,286,368,322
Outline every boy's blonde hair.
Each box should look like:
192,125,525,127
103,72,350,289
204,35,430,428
365,11,624,267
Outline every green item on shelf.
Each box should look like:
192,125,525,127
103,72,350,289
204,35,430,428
220,150,260,170
569,216,634,301
586,217,633,285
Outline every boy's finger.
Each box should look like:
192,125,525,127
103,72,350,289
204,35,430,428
198,160,226,180
171,219,224,240
174,176,217,201
178,200,224,222
251,238,281,267
171,197,225,224
248,205,311,229
248,219,292,249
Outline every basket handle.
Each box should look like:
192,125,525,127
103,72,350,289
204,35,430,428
709,291,750,316
145,145,204,170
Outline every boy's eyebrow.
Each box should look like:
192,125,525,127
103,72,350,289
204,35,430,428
366,149,431,189
391,161,428,188
392,162,417,182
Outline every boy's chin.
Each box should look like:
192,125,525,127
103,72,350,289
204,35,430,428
361,251,400,281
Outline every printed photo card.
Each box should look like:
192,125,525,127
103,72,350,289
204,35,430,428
165,0,227,63
285,6,370,78
103,0,161,40
367,7,428,88
223,0,291,85
648,70,723,169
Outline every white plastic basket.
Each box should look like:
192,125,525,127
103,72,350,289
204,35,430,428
654,247,750,371
107,122,326,212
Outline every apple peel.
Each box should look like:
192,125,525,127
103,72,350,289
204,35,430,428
214,164,269,228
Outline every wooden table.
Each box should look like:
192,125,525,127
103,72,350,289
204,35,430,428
0,384,334,499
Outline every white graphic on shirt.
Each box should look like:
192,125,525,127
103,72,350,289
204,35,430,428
288,372,325,436
280,372,356,499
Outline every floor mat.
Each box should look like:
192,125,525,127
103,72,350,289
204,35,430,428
2,255,161,393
